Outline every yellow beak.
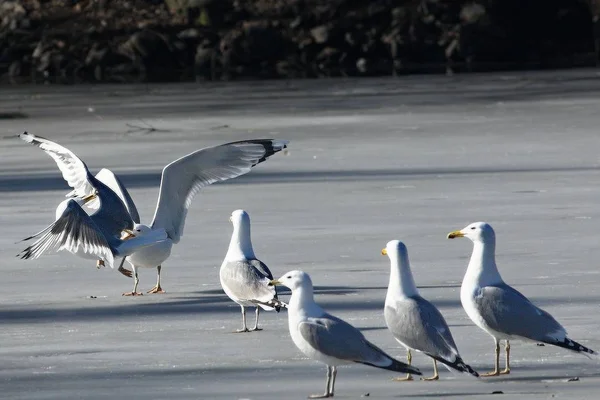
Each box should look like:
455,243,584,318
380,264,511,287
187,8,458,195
121,229,136,240
82,192,97,203
381,248,387,255
268,279,281,287
447,230,465,239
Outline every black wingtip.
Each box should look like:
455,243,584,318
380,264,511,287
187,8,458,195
229,138,289,165
359,357,422,375
549,337,598,358
430,355,479,377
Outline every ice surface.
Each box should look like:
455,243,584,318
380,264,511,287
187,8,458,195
1,69,600,399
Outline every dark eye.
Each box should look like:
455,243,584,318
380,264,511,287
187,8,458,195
470,227,476,230
286,276,291,279
136,229,141,232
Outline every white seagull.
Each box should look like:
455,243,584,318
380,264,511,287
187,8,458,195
270,270,421,398
447,221,598,376
382,240,478,381
220,209,282,332
120,139,289,296
17,132,158,271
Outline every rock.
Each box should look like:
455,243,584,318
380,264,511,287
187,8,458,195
460,3,486,24
194,39,216,81
119,29,181,81
0,1,27,31
310,25,330,44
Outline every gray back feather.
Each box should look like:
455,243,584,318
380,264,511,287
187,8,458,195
220,259,277,303
298,314,390,365
475,283,566,340
385,297,459,360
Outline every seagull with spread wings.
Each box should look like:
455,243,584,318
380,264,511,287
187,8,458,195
17,132,164,272
18,133,289,296
121,139,288,295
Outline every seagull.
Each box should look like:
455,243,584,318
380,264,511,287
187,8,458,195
447,221,598,376
382,240,478,381
220,209,281,332
119,139,288,296
270,270,421,398
17,132,153,271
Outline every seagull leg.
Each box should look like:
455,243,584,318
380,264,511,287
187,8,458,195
117,258,133,278
122,265,143,296
421,359,439,381
249,307,262,331
328,366,337,397
480,339,501,377
500,340,511,375
309,365,333,398
147,265,166,294
235,306,250,333
392,350,414,381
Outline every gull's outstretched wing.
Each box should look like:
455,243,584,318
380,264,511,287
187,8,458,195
93,168,140,223
151,139,288,243
19,132,94,197
17,200,167,268
17,199,115,267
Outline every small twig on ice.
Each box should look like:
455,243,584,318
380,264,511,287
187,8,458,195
125,119,171,134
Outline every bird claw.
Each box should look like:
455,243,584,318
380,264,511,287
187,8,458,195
480,371,500,377
122,292,143,296
146,285,165,294
96,260,105,269
234,328,250,333
308,394,332,399
392,375,413,382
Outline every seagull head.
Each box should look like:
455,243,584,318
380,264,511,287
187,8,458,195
229,209,250,227
447,221,496,243
381,240,408,259
269,270,312,291
121,223,151,240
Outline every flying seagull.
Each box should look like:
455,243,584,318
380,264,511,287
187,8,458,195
17,132,155,271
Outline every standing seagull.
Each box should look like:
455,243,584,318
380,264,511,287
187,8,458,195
270,270,421,398
17,132,156,271
121,139,288,296
447,221,598,376
220,209,281,332
382,240,478,381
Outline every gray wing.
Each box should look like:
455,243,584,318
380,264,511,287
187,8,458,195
248,259,274,280
299,314,393,366
220,259,278,306
20,132,134,237
17,199,115,267
385,297,459,361
19,132,95,197
151,139,288,243
93,169,140,223
475,283,567,341
248,259,278,301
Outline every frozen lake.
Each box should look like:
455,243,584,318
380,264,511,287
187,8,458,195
2,69,600,399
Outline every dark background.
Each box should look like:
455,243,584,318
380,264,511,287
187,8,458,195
0,0,598,84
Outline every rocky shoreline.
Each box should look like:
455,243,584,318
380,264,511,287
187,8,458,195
0,0,596,84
